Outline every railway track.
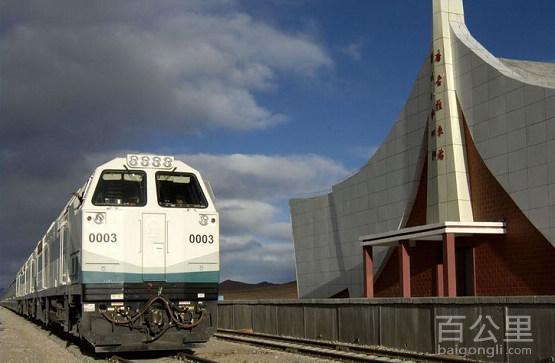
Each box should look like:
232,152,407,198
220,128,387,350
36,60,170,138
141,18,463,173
174,351,220,363
107,355,134,363
107,351,219,363
215,329,480,363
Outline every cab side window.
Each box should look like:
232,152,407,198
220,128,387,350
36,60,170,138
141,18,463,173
92,170,147,206
156,172,208,208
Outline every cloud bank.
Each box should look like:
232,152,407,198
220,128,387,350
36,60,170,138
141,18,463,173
0,0,337,287
177,153,350,282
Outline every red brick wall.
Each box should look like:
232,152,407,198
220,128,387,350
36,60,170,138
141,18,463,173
409,241,442,296
374,248,400,297
374,158,440,297
405,158,428,228
463,120,555,295
373,112,555,297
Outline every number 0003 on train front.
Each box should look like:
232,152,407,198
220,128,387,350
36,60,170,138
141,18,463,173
1,154,220,352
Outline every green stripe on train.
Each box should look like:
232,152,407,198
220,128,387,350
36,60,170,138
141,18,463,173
81,271,219,283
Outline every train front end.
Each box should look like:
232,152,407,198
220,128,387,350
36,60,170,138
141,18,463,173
79,154,219,352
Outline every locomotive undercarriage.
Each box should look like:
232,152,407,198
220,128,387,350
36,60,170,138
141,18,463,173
8,282,218,353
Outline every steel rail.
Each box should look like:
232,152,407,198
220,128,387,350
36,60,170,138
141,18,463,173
215,329,481,363
107,355,134,363
174,351,219,363
215,331,408,362
106,351,219,363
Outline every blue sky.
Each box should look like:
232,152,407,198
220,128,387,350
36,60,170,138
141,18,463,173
149,0,555,168
1,0,554,286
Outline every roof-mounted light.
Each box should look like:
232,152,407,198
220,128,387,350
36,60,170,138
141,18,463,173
126,154,174,169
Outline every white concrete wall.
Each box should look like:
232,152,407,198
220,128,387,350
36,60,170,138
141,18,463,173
290,58,431,298
291,0,555,299
450,21,555,248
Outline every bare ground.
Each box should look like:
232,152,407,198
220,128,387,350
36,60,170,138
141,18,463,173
219,281,298,300
0,307,81,363
0,307,336,363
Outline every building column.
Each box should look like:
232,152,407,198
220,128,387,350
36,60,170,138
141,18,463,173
399,240,411,298
443,233,457,297
362,246,374,298
436,262,444,297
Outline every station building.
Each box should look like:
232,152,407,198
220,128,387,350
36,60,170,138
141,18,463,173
290,0,555,298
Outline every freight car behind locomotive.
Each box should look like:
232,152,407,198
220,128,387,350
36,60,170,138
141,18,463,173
1,154,220,352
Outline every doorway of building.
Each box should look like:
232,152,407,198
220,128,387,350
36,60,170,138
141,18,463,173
456,247,475,296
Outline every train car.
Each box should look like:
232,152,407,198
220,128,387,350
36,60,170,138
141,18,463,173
0,154,220,352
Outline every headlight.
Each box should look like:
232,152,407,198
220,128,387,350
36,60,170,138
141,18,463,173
94,213,105,224
199,215,209,226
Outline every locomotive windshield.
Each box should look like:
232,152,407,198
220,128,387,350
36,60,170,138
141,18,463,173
92,170,146,206
156,172,208,208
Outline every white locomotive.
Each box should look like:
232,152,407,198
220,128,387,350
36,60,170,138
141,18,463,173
1,154,220,352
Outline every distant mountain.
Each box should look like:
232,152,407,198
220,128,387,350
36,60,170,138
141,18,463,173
219,280,297,300
219,280,254,290
219,280,282,289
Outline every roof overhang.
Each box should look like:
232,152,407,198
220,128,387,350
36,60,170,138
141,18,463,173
359,221,506,247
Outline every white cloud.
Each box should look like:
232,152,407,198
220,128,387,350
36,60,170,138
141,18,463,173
0,4,332,137
220,235,296,283
0,0,336,286
177,152,350,282
217,199,291,240
349,145,379,160
180,153,349,200
340,41,363,61
0,149,349,286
